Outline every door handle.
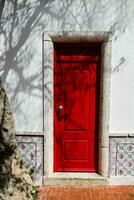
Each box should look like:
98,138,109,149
56,105,63,121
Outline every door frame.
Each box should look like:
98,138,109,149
43,31,111,181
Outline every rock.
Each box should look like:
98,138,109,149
0,79,32,200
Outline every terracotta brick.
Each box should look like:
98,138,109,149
38,186,134,200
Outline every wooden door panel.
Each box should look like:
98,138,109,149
64,140,89,160
64,69,89,131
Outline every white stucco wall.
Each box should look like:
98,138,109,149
0,0,134,134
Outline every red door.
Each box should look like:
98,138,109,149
54,43,101,172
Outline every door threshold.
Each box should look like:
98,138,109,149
45,172,107,179
43,174,109,187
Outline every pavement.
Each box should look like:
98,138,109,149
38,186,134,200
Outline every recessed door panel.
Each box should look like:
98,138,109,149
64,140,89,160
64,69,89,131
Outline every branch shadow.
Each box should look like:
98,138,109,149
0,0,129,127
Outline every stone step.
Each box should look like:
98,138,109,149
42,177,109,187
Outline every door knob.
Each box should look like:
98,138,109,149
56,105,63,121
58,105,63,111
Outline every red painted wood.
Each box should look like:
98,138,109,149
54,43,101,172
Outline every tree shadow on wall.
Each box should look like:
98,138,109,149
0,0,60,125
0,0,129,127
0,0,98,129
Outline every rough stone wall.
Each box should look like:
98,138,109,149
0,79,32,200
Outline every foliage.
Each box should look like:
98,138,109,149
31,185,39,200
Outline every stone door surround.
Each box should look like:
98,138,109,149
43,31,111,185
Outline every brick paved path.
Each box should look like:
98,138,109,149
38,186,134,200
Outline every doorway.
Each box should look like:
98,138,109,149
54,43,101,172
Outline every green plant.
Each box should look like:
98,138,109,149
31,185,39,200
